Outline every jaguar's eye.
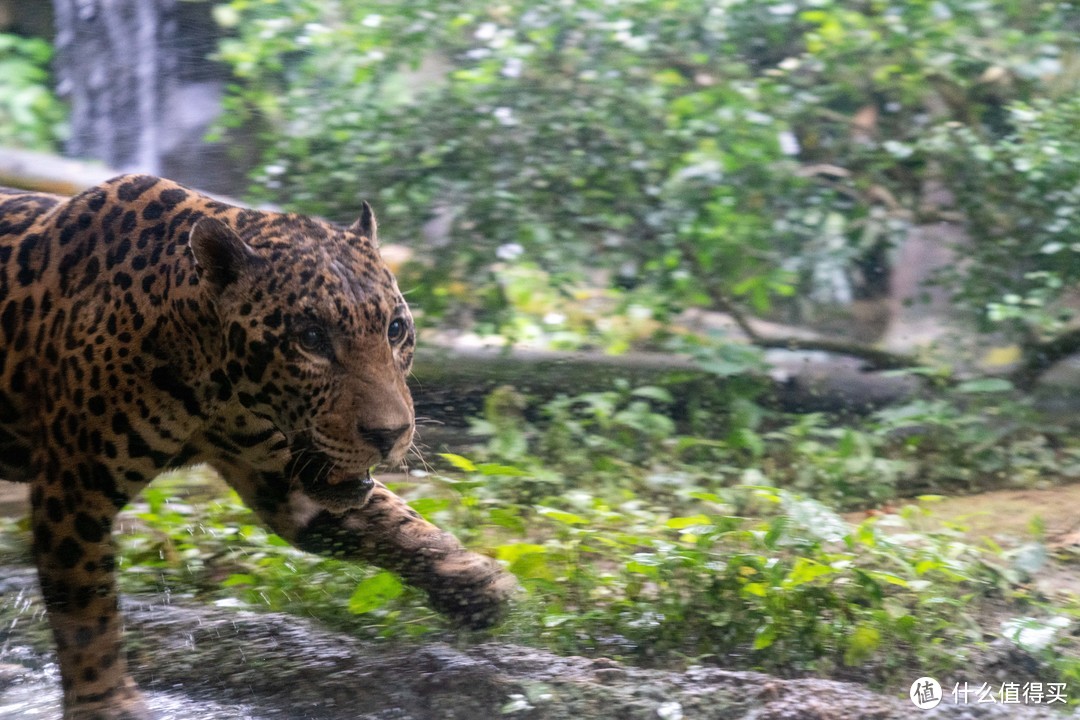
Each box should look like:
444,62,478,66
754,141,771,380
387,317,408,345
298,326,330,354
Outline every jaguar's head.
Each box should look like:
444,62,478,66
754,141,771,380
189,205,415,511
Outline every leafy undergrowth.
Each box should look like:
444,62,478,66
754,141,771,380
101,382,1080,694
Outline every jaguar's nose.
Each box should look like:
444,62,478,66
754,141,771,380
359,423,411,458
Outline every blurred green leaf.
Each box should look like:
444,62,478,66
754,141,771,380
348,572,404,614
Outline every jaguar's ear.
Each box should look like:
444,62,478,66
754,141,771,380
348,201,378,245
189,217,260,292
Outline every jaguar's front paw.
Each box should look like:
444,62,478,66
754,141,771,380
424,550,518,630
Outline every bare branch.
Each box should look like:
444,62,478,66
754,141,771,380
677,241,920,371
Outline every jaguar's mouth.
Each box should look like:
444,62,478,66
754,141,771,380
288,445,376,512
302,465,376,512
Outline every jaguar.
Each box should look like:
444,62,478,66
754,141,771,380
0,174,515,719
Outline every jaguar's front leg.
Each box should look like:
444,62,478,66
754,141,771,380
294,480,518,628
30,468,148,720
225,463,517,629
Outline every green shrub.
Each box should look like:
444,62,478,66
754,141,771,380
0,33,65,150
927,97,1080,337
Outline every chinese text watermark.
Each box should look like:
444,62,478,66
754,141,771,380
910,677,1067,709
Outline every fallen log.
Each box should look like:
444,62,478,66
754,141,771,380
0,145,264,208
410,340,924,427
0,145,116,195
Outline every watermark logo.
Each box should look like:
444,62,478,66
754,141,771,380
910,677,942,709
909,677,1068,709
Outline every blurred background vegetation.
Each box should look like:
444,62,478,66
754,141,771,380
206,0,1080,364
0,31,63,149
4,0,1080,699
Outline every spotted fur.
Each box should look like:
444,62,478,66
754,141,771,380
0,175,515,720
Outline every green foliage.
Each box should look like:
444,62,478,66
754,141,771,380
756,385,1079,505
480,485,999,677
348,571,403,614
464,376,1078,510
215,0,1080,345
928,97,1080,336
209,0,840,331
0,33,65,151
117,469,435,637
449,381,1080,681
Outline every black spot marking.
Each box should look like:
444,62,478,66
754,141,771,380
160,188,188,207
0,301,16,343
106,237,131,268
74,512,106,543
34,522,53,553
86,190,107,212
87,396,106,416
117,175,159,202
55,537,85,569
46,497,63,523
149,366,202,416
142,201,164,220
74,625,93,648
15,233,43,286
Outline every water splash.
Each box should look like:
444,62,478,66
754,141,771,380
0,664,61,718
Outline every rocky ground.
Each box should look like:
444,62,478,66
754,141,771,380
0,562,1076,720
